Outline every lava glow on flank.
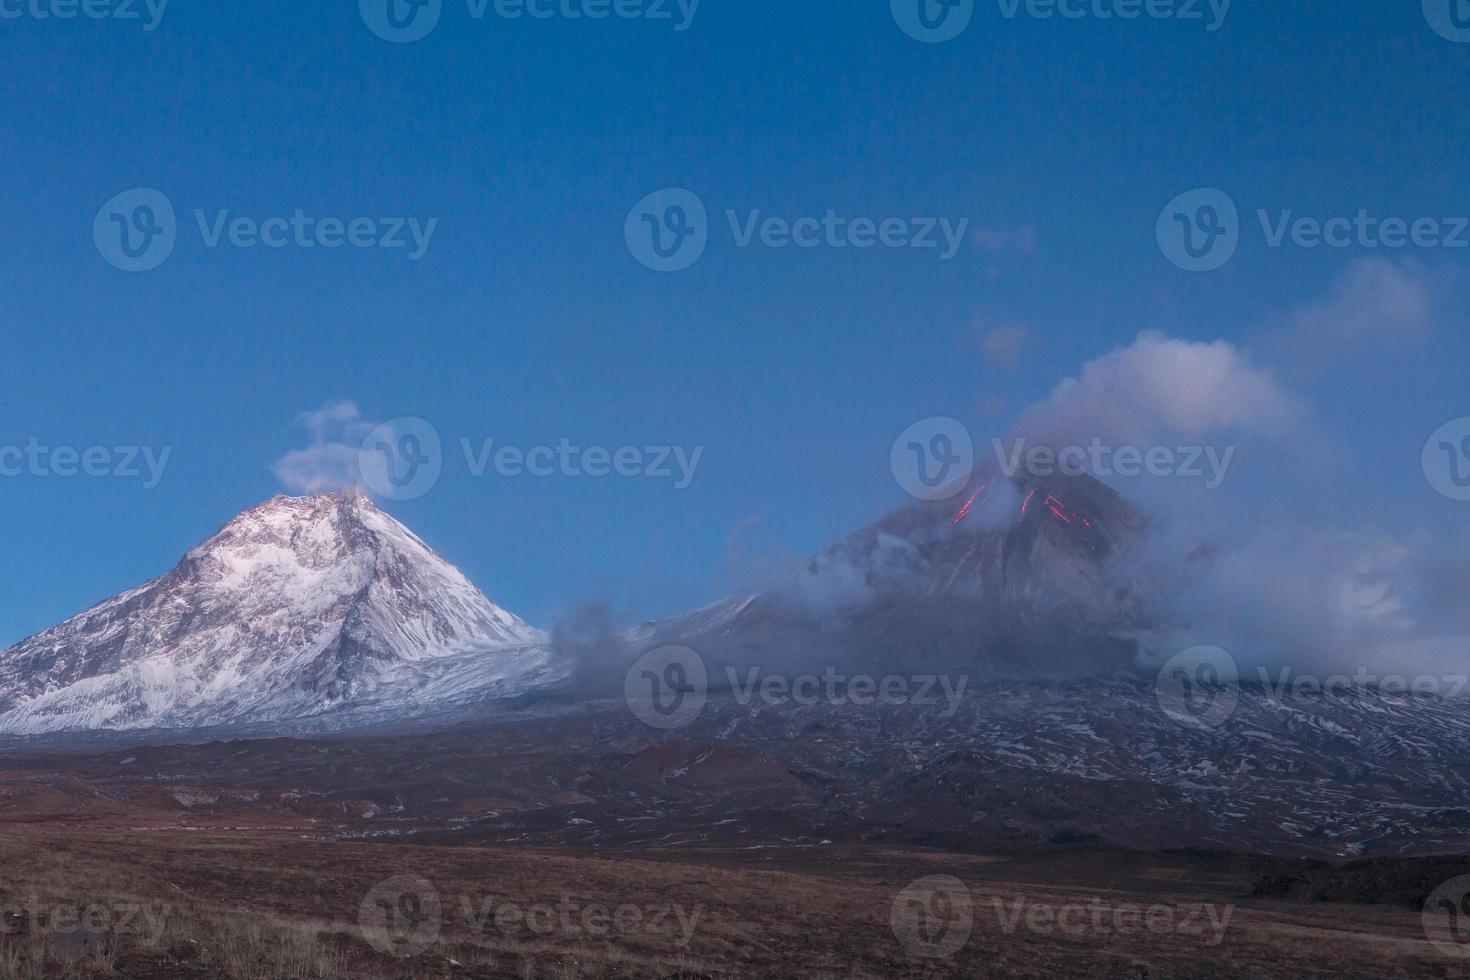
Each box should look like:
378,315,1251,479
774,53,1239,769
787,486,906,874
955,482,1100,534
1045,495,1073,524
952,484,990,525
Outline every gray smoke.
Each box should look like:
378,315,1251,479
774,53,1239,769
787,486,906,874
549,601,628,700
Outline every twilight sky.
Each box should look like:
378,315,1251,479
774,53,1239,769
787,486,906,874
1,0,1467,645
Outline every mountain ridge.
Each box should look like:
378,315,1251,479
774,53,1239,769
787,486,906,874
0,491,550,734
627,469,1155,682
0,471,1163,734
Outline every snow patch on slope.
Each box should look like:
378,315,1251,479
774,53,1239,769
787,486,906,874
0,492,553,734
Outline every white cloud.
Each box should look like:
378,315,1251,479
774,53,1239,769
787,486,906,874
295,399,368,442
973,321,1035,369
1013,331,1301,447
271,399,375,495
1279,257,1436,357
1138,525,1470,682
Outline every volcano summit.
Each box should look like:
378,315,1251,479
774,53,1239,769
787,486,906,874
0,492,552,734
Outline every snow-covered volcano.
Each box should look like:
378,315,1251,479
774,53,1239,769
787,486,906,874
0,492,553,734
0,473,1162,736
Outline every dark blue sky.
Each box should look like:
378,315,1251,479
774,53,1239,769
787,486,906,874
1,0,1467,643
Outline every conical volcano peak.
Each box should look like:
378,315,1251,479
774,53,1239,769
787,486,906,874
233,488,379,528
186,492,383,576
0,495,548,735
880,467,1144,545
629,466,1152,683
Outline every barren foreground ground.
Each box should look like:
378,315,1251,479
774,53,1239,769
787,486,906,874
0,826,1458,979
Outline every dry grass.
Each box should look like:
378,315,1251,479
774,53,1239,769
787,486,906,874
0,826,1452,978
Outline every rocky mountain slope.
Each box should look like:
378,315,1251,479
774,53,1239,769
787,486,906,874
0,492,553,734
629,469,1154,680
4,480,1470,860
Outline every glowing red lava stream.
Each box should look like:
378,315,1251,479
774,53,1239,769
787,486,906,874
1044,495,1074,524
952,484,989,524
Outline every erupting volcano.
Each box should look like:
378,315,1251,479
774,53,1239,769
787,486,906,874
630,468,1150,681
